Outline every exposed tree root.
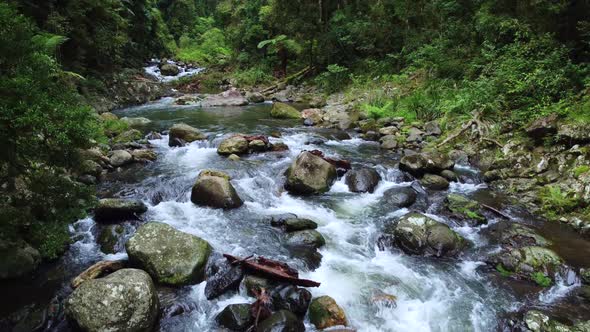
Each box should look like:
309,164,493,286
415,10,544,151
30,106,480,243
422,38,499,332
437,111,503,148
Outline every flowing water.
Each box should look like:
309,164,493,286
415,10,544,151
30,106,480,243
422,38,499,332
3,97,590,331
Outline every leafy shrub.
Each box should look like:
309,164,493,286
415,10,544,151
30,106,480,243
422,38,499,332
531,272,552,287
315,64,350,93
538,186,580,220
574,165,590,178
233,65,274,86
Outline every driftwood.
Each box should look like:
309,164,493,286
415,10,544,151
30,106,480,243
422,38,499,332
309,150,352,171
71,260,125,288
437,111,503,148
223,254,321,287
482,203,511,219
250,288,273,327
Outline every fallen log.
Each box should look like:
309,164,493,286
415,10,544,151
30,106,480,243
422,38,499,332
223,254,321,287
71,260,125,288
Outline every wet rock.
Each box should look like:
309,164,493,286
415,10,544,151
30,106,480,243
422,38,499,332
249,139,267,152
440,170,458,182
126,222,212,286
399,152,454,177
216,303,252,331
445,194,486,224
523,310,590,332
0,239,40,279
65,269,159,332
581,268,590,284
499,224,550,248
243,275,280,297
271,102,300,119
492,246,563,286
205,254,244,300
256,310,304,332
201,89,249,107
120,117,152,128
113,129,142,143
246,92,265,103
218,135,249,155
271,285,312,317
228,154,241,161
380,135,398,150
526,114,559,140
160,63,180,76
146,131,162,140
285,230,326,249
271,217,318,232
80,159,102,177
132,149,157,161
345,167,382,193
110,150,133,167
388,212,465,257
94,198,147,223
98,225,124,254
270,142,290,152
424,121,442,136
309,296,348,329
420,174,450,190
301,108,324,126
381,186,418,208
285,151,337,195
168,123,205,147
191,170,244,209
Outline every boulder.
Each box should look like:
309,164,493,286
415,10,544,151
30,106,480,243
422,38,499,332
399,152,454,177
301,108,323,126
256,310,304,332
345,167,382,193
440,170,458,182
271,102,300,119
191,170,244,209
498,224,550,248
168,123,205,147
358,119,377,133
381,187,417,208
523,310,590,332
94,198,147,223
271,217,318,232
420,174,450,190
218,136,249,155
65,269,159,332
110,150,133,167
205,254,244,300
131,149,157,161
406,127,425,143
160,63,180,76
200,89,249,107
424,121,442,136
445,194,486,224
0,239,40,279
362,131,380,141
80,160,102,177
248,139,267,152
271,285,312,317
216,303,252,331
246,92,265,103
98,225,124,254
379,126,398,136
228,154,241,161
556,123,590,144
285,151,337,195
492,246,563,286
389,213,465,257
120,117,152,128
525,114,559,140
126,222,212,286
113,129,143,144
285,230,326,249
380,135,398,150
309,296,348,329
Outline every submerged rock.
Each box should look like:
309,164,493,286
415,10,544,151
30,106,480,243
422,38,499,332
309,296,348,329
420,174,450,190
216,303,252,331
271,102,300,119
345,167,382,193
271,217,318,232
126,222,212,286
218,135,249,155
388,212,465,257
257,310,304,332
285,230,326,249
0,239,40,279
94,198,147,223
65,269,159,332
285,151,337,195
191,170,244,209
168,123,205,147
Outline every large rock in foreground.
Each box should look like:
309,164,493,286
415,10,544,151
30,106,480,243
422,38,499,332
389,213,465,257
309,296,348,329
285,151,337,195
168,123,206,147
191,170,244,209
65,269,159,332
126,222,212,286
399,152,454,177
94,198,147,223
271,102,300,119
345,167,382,193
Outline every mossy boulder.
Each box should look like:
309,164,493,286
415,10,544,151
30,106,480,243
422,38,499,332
257,310,304,332
420,174,450,190
191,170,244,209
216,303,252,331
125,222,212,286
309,296,348,329
445,194,486,224
109,150,133,167
218,135,249,155
523,310,590,332
271,217,318,232
168,123,205,147
94,198,147,223
492,246,563,286
399,152,454,177
65,269,159,332
98,225,125,254
388,212,465,257
499,224,550,248
284,230,326,249
0,239,40,280
80,160,102,177
113,129,142,144
271,102,300,119
160,63,179,76
285,151,337,195
345,167,382,193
